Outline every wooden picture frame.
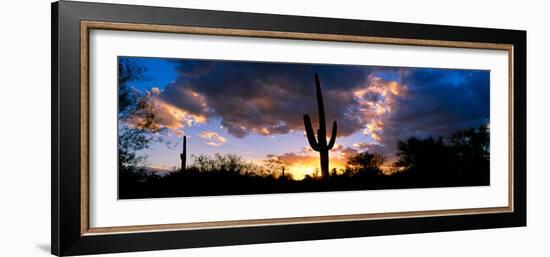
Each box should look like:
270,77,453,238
52,1,526,255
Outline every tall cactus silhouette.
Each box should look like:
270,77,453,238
303,73,338,180
180,135,187,172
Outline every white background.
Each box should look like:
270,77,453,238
0,0,548,256
90,30,509,227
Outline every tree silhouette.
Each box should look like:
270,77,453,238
345,152,386,177
117,59,166,171
118,58,147,113
447,125,490,184
394,125,490,186
395,137,449,179
303,73,338,180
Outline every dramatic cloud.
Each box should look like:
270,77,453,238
199,131,227,146
329,144,358,158
330,144,345,152
349,75,407,144
160,60,374,138
340,147,359,158
375,68,490,154
126,58,489,160
351,142,389,156
128,87,207,136
352,142,373,150
122,88,206,136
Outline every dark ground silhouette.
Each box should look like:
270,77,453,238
119,125,489,199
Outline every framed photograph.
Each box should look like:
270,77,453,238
52,1,526,256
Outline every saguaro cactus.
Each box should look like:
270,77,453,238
180,135,186,172
303,73,338,180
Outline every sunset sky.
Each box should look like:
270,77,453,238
119,56,490,180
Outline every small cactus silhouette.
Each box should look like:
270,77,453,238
180,135,186,172
303,73,337,180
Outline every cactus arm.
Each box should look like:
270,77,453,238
303,114,321,151
327,121,338,149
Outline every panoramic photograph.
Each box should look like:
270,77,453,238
118,56,490,199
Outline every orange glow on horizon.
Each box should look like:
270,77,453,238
285,157,347,180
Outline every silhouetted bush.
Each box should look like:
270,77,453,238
344,152,386,177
